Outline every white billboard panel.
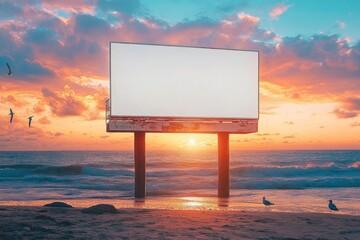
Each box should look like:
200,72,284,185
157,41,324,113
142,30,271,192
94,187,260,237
110,42,258,119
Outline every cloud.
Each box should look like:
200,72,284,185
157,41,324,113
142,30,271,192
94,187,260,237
283,135,295,139
41,85,87,117
256,133,270,136
342,97,360,111
337,20,346,29
269,4,289,19
332,97,360,118
74,14,111,35
263,34,360,95
24,27,60,46
0,114,48,150
0,95,26,107
350,122,360,127
38,116,51,125
54,132,63,137
0,26,55,81
332,109,358,119
42,0,96,13
0,1,22,20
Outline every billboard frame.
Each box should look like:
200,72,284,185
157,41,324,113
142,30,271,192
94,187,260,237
107,41,259,133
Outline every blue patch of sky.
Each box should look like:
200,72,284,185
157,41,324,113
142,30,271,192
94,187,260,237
140,0,360,43
259,0,360,44
54,10,71,20
140,0,248,23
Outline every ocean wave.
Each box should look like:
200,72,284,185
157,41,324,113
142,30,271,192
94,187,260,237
231,177,360,189
349,161,360,168
0,161,359,190
231,163,360,178
0,164,133,178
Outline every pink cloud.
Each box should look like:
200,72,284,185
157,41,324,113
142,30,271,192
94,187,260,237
41,86,87,117
261,34,360,97
337,20,346,29
237,12,260,24
331,97,360,119
332,109,358,119
342,97,360,111
269,4,289,19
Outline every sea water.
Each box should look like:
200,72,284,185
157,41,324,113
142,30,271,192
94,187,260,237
0,150,359,214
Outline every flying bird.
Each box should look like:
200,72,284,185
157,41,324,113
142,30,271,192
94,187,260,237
328,200,339,212
9,108,14,123
28,116,34,127
6,62,12,76
263,197,274,207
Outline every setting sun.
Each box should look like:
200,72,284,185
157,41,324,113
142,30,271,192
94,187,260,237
188,138,196,146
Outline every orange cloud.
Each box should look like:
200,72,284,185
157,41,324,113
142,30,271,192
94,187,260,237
1,95,26,107
41,85,87,117
42,0,96,14
38,116,51,125
350,122,360,127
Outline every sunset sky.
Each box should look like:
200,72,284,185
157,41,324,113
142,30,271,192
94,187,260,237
0,0,359,151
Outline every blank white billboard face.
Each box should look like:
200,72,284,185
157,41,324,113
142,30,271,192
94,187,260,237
110,43,258,119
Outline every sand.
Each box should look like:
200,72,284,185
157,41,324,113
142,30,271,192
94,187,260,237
0,205,360,240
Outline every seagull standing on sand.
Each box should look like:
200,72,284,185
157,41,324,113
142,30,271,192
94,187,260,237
263,197,274,207
6,62,12,76
28,116,34,127
328,200,338,212
9,108,14,123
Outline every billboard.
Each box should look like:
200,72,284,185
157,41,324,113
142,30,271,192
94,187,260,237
110,42,258,120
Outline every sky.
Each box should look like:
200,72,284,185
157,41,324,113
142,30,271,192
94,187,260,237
0,0,359,151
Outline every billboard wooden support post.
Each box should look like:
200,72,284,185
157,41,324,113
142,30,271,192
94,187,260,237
218,133,230,198
134,132,146,198
132,131,231,199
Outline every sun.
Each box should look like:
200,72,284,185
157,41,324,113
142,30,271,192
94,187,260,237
188,138,196,146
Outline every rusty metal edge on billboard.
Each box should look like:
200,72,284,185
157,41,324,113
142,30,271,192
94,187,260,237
107,42,259,133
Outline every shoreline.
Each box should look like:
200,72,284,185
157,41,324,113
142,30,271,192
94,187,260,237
1,205,359,239
1,190,359,216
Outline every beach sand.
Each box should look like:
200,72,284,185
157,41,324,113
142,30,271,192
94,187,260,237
0,205,359,240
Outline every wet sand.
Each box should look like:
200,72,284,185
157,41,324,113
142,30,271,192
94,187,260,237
0,205,359,240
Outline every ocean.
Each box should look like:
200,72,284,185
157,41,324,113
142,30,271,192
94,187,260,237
0,150,359,214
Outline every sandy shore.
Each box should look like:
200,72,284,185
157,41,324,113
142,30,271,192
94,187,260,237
0,205,359,240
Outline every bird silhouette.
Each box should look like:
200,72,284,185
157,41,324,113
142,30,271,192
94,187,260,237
263,197,274,207
9,108,14,123
28,116,34,127
328,200,338,212
6,62,12,76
